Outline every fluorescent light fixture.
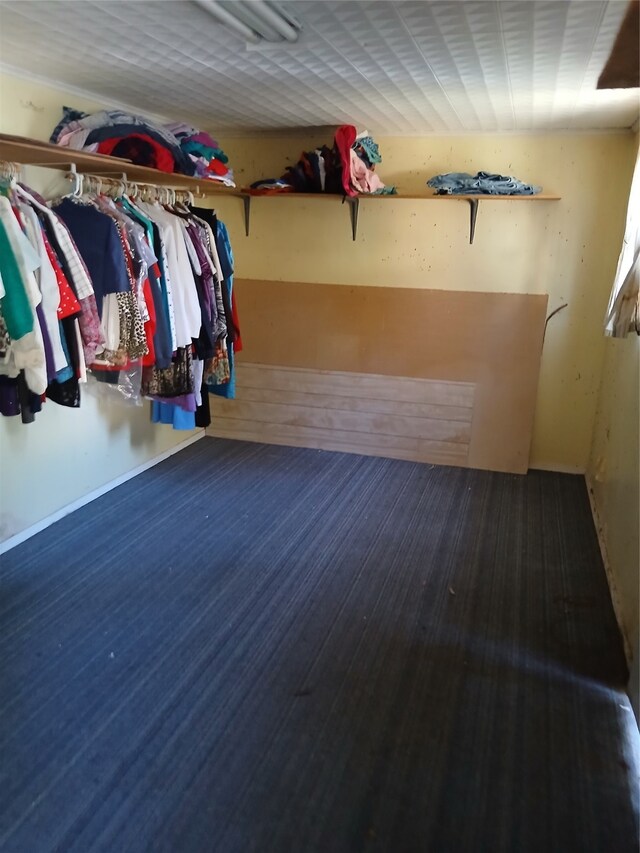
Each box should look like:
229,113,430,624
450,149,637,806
192,0,302,43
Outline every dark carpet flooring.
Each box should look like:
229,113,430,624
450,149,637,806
1,437,638,853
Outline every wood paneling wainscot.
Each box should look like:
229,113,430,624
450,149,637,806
208,280,548,474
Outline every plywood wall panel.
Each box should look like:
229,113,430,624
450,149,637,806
211,281,547,473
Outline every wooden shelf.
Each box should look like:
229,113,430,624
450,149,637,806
242,189,561,242
244,191,344,199
349,192,561,240
0,133,238,195
0,133,560,243
244,190,560,200
355,192,562,201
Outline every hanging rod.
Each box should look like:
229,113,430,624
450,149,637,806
64,167,205,205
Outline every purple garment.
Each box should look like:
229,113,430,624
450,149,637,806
0,378,20,416
191,158,213,179
35,303,55,382
184,222,216,359
187,224,214,319
190,131,220,149
151,393,197,412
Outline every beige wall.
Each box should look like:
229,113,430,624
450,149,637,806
219,132,636,472
588,328,639,719
0,70,636,543
587,133,639,719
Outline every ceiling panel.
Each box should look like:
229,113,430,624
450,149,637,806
0,0,637,134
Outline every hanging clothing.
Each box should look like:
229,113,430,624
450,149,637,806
1,174,239,430
0,181,96,418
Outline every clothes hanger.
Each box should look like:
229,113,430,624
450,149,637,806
74,172,85,198
170,189,194,218
0,161,21,195
60,163,83,198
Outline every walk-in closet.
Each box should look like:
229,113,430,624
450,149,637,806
0,2,638,851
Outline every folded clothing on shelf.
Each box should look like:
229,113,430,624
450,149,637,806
164,122,234,187
248,179,295,194
247,126,395,196
427,171,541,195
50,107,234,185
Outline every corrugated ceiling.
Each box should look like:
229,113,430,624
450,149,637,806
0,0,638,133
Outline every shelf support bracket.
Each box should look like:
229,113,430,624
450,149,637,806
468,198,479,244
345,196,359,241
242,194,251,237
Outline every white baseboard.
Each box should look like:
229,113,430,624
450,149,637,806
585,473,632,666
0,431,205,555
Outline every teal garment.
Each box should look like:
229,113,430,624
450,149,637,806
182,140,228,164
120,198,154,246
208,219,236,399
0,220,34,339
356,136,382,165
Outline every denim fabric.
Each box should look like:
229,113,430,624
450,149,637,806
427,171,541,195
209,219,236,400
151,401,195,430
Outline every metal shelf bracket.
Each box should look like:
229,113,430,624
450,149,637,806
344,196,360,241
242,194,251,237
468,198,479,244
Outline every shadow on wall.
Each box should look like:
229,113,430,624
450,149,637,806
91,384,198,451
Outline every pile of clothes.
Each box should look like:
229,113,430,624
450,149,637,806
250,144,341,195
165,122,234,186
427,171,541,196
50,108,234,186
249,125,395,196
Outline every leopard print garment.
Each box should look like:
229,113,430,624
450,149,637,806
116,292,147,361
0,311,10,358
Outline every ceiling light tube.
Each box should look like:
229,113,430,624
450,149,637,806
192,0,261,43
221,1,282,41
267,1,302,31
247,0,300,41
